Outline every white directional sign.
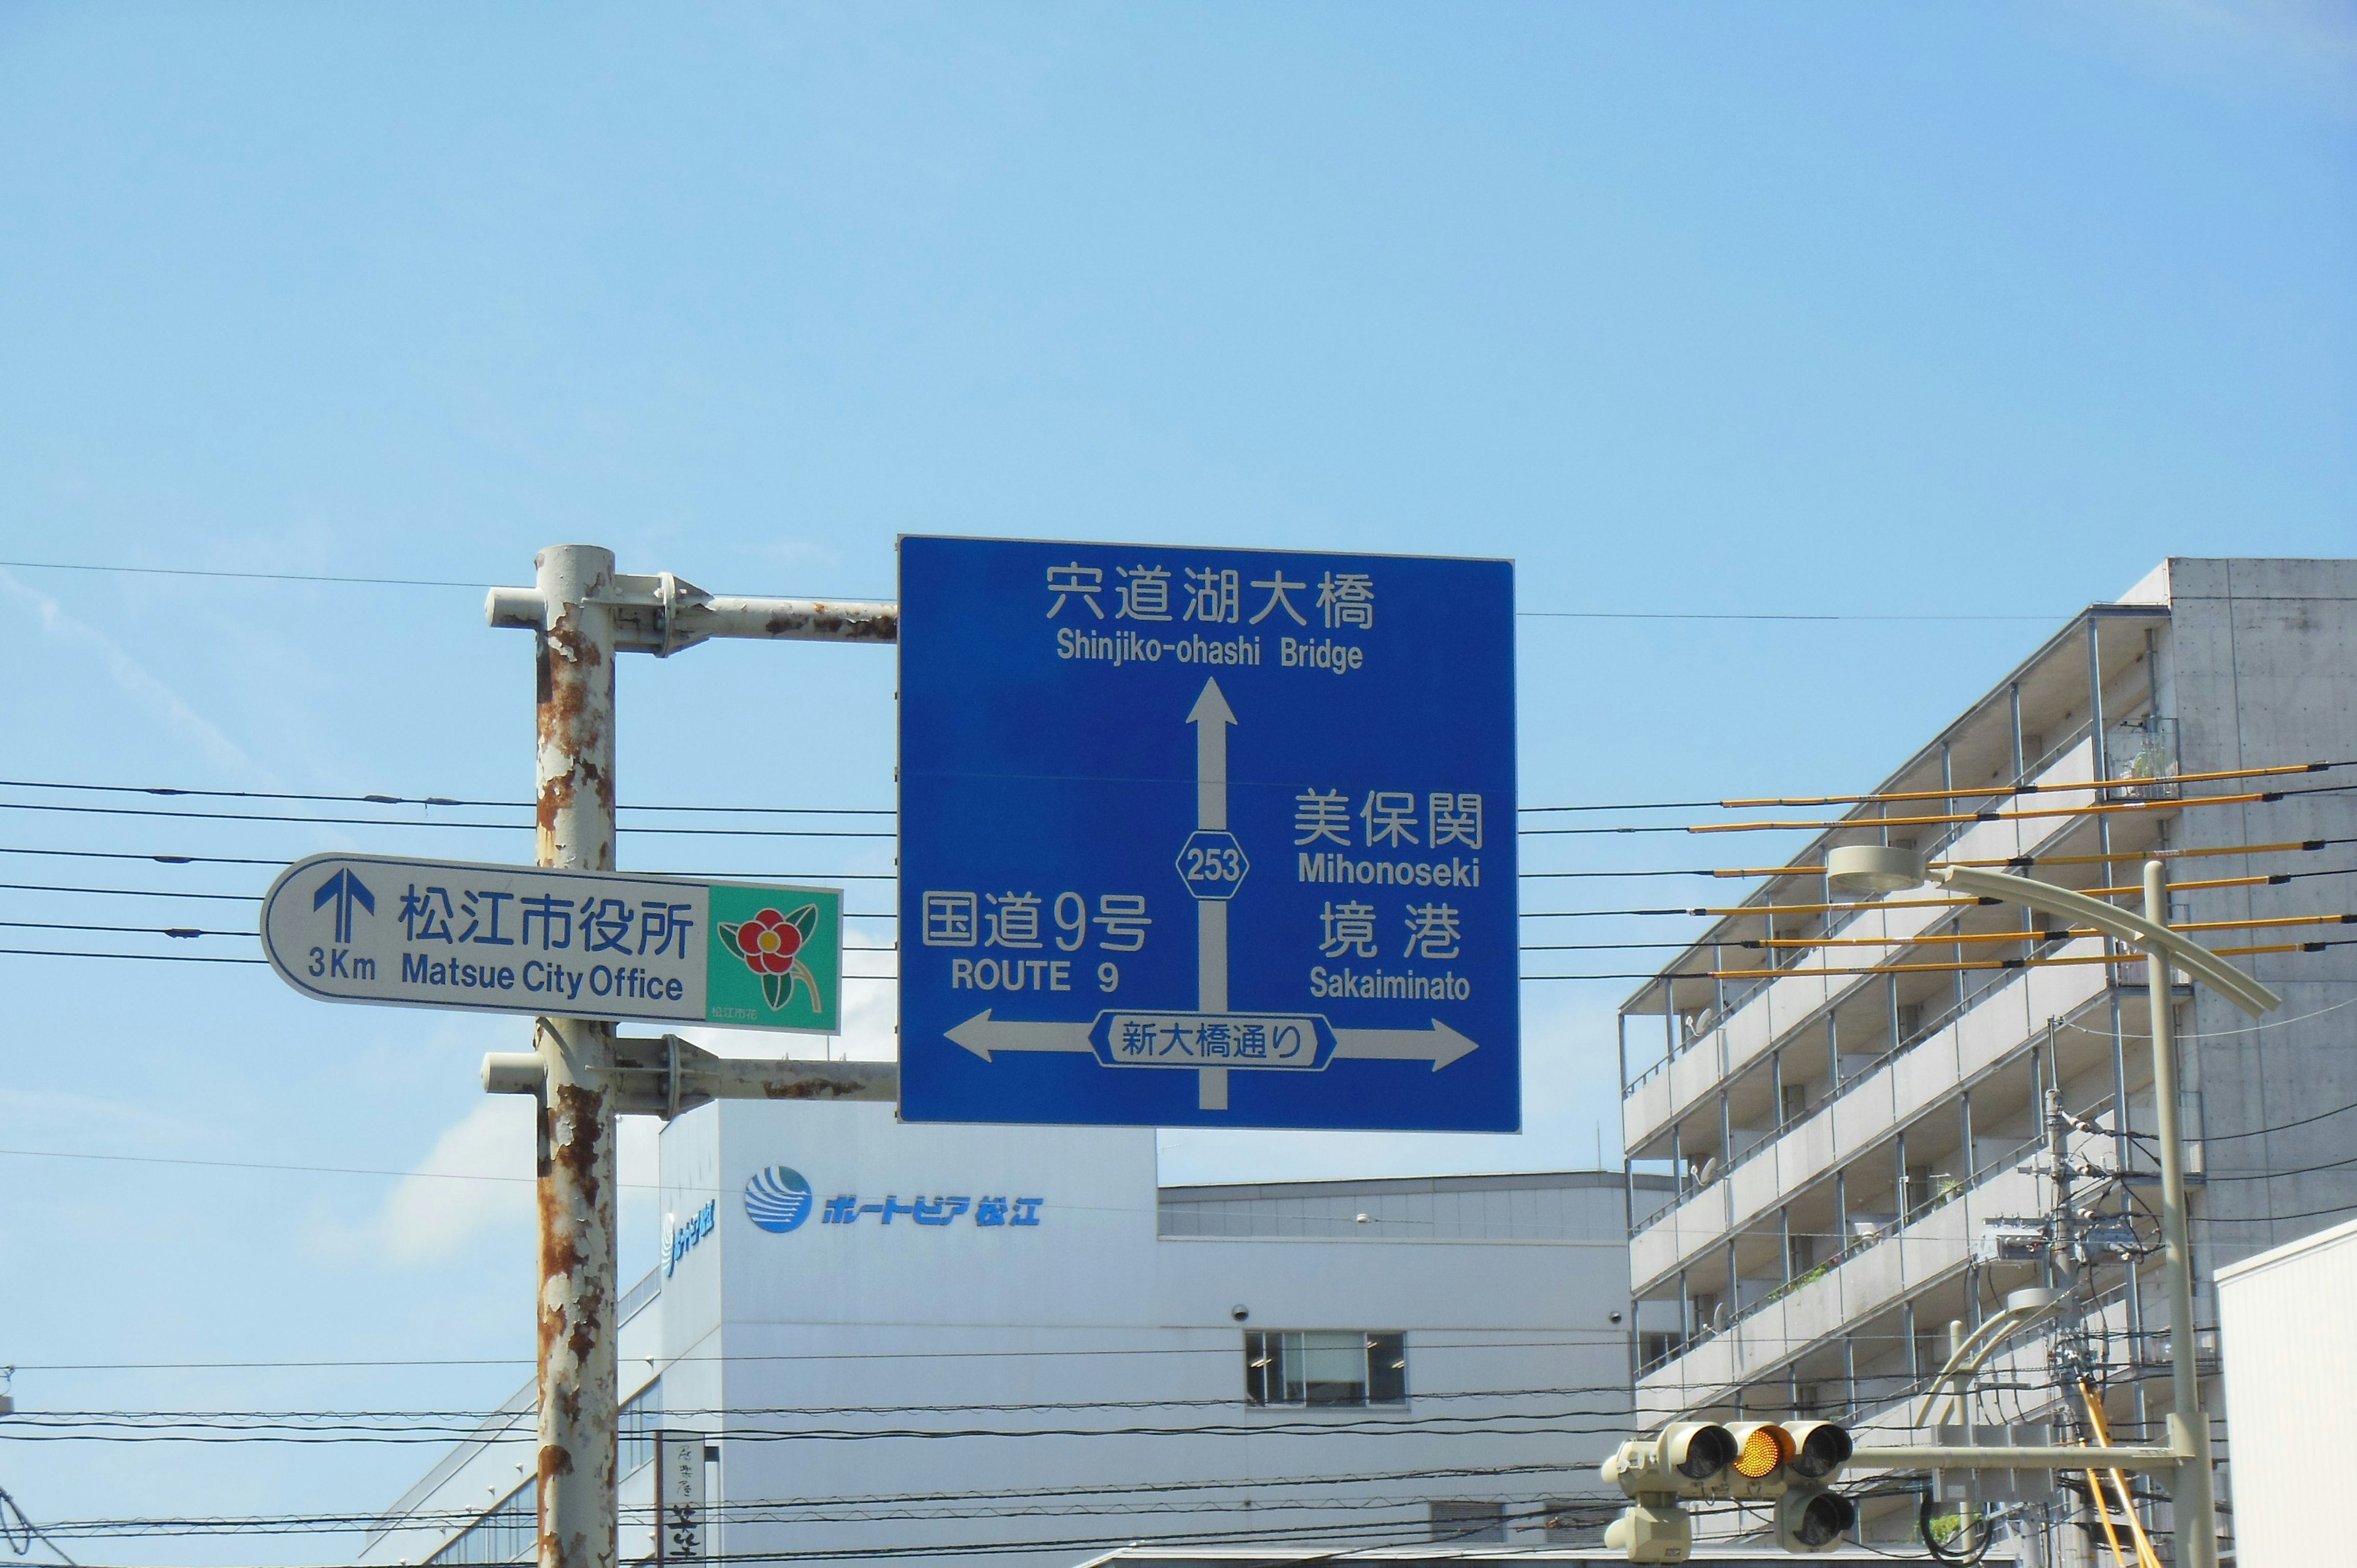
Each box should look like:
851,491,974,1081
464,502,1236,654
898,536,1518,1131
260,853,844,1033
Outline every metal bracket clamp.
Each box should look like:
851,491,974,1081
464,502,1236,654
483,1035,896,1119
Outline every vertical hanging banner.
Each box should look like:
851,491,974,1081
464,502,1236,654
654,1429,707,1564
897,535,1519,1130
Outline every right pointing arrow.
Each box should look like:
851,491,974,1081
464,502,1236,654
945,1010,1095,1063
1331,1020,1480,1072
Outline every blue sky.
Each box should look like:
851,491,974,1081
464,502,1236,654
1,2,2351,1556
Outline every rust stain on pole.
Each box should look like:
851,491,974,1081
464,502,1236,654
530,545,621,1568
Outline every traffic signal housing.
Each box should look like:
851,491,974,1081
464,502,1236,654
1775,1420,1856,1552
1601,1418,1856,1559
1601,1422,1736,1562
1601,1419,1738,1498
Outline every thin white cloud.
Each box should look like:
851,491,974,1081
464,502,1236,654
0,567,273,785
2063,0,2357,115
330,1093,662,1265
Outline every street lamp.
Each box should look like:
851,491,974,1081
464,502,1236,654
1825,844,2280,1568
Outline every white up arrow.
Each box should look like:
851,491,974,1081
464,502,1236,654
1186,677,1236,1108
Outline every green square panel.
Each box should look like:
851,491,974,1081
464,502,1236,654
706,882,842,1034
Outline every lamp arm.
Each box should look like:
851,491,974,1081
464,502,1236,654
1930,865,2280,1018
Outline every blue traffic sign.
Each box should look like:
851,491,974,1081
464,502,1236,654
897,536,1519,1131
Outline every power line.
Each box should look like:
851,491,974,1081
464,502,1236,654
0,559,490,589
5,557,2076,626
0,779,893,817
0,920,244,939
44,1473,1606,1539
14,1334,1624,1373
2201,1095,2357,1141
0,947,263,965
0,845,285,867
14,1387,1633,1422
0,881,261,902
0,800,892,838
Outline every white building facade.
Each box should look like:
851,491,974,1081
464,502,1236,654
1616,558,2357,1558
363,1099,1670,1568
2213,1215,2357,1568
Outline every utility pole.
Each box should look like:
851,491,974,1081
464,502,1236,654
2143,858,2216,1568
529,544,622,1568
489,545,897,1568
1808,844,2273,1568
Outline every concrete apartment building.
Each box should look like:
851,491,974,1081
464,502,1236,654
1614,558,2357,1558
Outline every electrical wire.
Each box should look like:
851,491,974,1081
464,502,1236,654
12,1386,1633,1423
0,920,244,939
0,1487,76,1568
0,948,263,965
0,800,892,838
15,1334,1628,1373
0,881,260,902
6,558,2078,630
2199,1092,2357,1141
0,779,893,817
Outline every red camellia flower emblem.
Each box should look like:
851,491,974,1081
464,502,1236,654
719,903,822,1013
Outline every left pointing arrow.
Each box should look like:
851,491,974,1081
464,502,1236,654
946,1011,1096,1063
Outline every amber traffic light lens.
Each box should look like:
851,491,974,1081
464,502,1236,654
1733,1424,1792,1479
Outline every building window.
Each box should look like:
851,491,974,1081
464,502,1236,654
1638,1330,1686,1370
1243,1330,1406,1407
430,1480,535,1566
1428,1499,1506,1543
620,1378,662,1478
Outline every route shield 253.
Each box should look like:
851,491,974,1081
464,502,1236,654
897,535,1518,1131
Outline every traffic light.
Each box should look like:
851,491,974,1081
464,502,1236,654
1601,1422,1735,1562
1775,1487,1857,1553
1721,1420,1798,1500
1601,1419,1739,1497
1602,1418,1856,1559
1775,1420,1856,1552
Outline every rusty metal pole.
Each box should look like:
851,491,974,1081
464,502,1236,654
532,544,622,1568
482,548,898,1568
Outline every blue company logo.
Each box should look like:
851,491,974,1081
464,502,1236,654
743,1166,815,1234
665,1199,716,1276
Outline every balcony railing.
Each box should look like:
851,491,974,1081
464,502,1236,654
1620,730,2116,1106
1628,955,2107,1243
1636,1132,2043,1388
